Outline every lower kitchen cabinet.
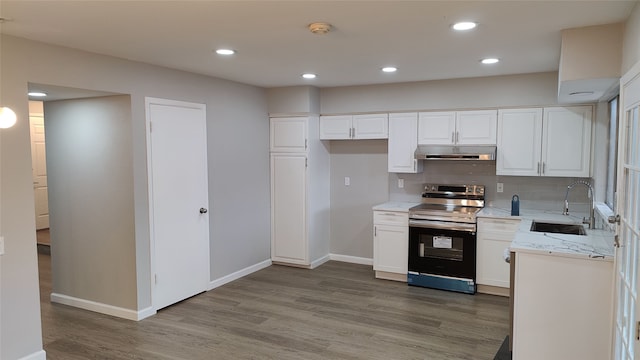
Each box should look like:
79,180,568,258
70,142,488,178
476,217,520,296
512,252,613,360
373,210,408,282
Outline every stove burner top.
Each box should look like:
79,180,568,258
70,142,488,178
409,183,485,224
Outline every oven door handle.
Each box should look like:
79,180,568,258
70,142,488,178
409,219,476,233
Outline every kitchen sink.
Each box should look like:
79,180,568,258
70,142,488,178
530,221,587,236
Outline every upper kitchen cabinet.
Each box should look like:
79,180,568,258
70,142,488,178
418,110,497,145
497,106,592,177
320,113,388,140
388,113,423,173
270,117,307,152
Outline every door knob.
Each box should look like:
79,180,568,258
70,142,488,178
199,208,208,214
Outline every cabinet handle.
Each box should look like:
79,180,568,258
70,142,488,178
542,162,545,175
537,162,541,175
456,131,459,143
374,226,377,237
413,159,417,172
452,132,455,143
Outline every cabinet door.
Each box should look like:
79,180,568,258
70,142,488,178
456,110,498,145
271,154,308,265
319,115,352,139
373,224,408,274
418,111,456,144
542,106,592,177
353,113,388,139
496,108,543,176
270,117,307,152
388,113,422,173
477,237,511,287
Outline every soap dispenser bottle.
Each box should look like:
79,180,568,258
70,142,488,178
511,195,520,216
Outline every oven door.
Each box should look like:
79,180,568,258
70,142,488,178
408,220,476,280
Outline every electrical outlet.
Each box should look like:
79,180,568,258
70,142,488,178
344,177,350,186
398,179,404,188
0,236,5,255
497,183,504,193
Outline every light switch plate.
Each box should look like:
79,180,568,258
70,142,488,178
398,179,404,188
344,177,350,186
0,236,5,255
497,183,504,193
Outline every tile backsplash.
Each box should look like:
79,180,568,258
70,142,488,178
389,161,592,213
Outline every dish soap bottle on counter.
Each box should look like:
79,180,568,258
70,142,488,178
511,194,520,216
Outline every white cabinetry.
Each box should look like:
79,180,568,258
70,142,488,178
270,116,330,268
512,252,613,360
418,110,497,145
373,210,408,282
388,113,423,173
497,106,592,177
320,114,388,140
476,217,520,295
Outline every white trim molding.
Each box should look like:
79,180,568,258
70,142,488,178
18,350,46,360
51,293,152,321
310,254,331,269
329,253,374,266
208,259,272,290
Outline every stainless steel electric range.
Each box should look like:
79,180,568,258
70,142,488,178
408,184,485,294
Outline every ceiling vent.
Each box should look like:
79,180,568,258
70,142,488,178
308,22,332,35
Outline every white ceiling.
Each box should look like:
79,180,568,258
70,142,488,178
1,1,637,89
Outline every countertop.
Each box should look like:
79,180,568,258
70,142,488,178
479,207,615,261
372,201,420,212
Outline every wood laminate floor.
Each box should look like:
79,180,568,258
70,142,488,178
38,253,509,359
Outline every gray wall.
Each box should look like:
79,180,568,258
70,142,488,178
0,35,270,359
45,96,137,309
622,2,640,74
329,140,388,258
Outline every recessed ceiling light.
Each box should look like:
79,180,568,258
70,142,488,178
302,73,317,79
382,67,397,73
569,91,595,96
481,58,500,64
215,49,235,55
452,22,477,31
28,92,47,97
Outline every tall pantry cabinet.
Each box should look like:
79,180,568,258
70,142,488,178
270,116,331,268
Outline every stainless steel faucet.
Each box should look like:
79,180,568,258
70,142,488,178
562,180,595,229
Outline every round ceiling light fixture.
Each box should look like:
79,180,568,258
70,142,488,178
308,22,332,35
302,73,317,79
0,107,17,129
215,49,236,55
28,91,47,97
481,58,500,64
452,22,477,31
382,67,397,73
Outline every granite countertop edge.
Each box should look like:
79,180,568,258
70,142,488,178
480,207,615,261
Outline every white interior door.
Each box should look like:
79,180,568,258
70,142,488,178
29,115,49,229
146,98,210,311
614,63,640,360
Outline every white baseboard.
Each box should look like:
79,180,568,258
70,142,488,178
18,350,46,360
208,259,272,290
136,306,156,320
310,254,331,269
51,293,144,321
329,253,373,266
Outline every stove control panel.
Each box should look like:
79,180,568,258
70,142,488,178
423,184,485,196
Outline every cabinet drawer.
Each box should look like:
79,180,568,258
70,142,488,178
373,211,408,226
478,218,521,233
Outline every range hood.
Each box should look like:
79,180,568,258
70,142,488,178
414,145,496,161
